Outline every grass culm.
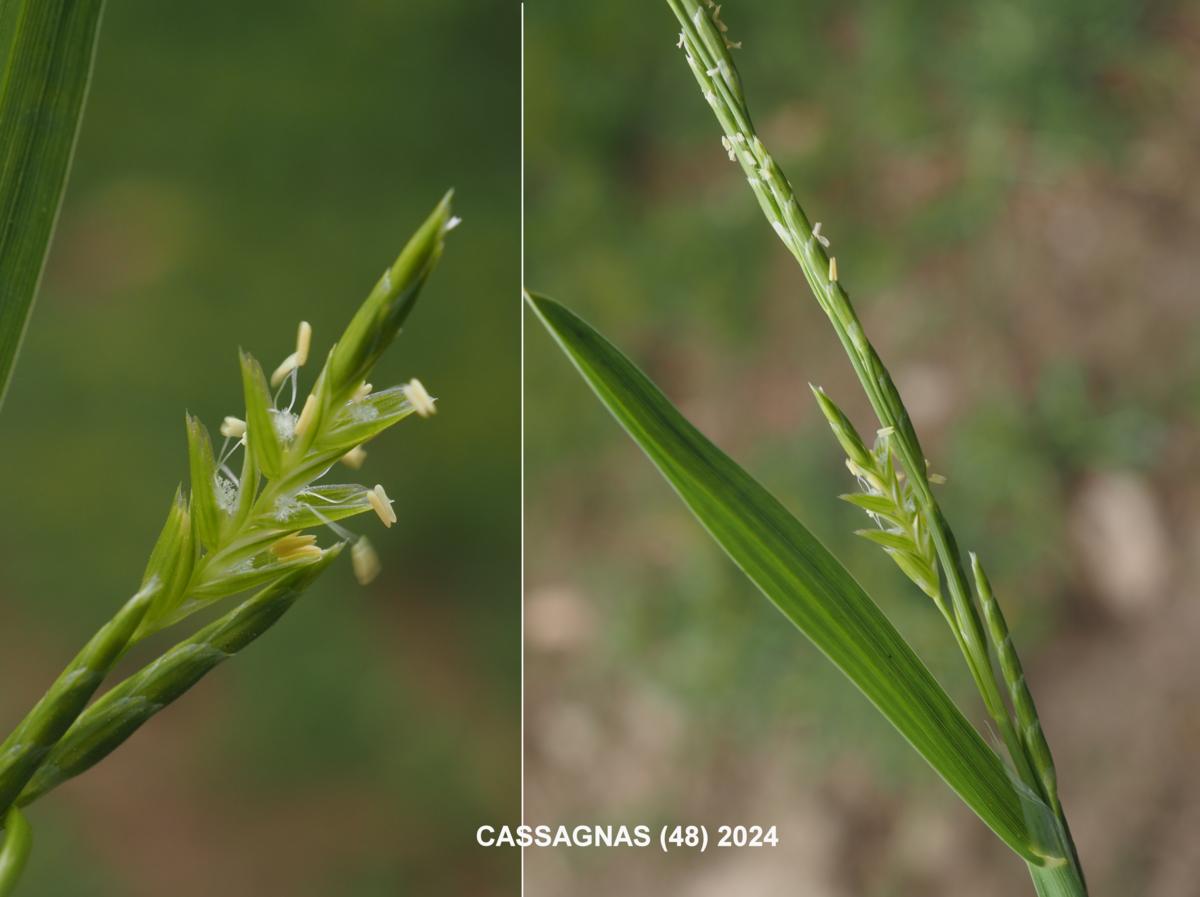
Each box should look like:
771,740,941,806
665,2,1086,892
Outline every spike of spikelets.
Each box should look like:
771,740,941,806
812,386,942,604
0,195,457,829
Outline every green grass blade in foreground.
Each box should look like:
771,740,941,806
0,807,30,897
0,0,105,409
527,291,1061,866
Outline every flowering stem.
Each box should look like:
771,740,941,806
663,0,1084,887
15,554,337,807
0,581,157,815
0,194,454,893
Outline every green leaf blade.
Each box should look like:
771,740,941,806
528,291,1057,865
0,0,105,409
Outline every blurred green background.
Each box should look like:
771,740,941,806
0,2,518,895
526,2,1200,895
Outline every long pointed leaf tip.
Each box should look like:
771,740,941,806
327,191,457,396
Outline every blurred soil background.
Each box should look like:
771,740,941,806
0,2,519,895
525,1,1200,894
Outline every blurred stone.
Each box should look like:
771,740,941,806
622,686,684,755
527,584,596,653
895,363,956,430
1070,471,1170,617
539,701,603,774
684,800,838,897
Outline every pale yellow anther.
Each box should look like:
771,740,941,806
829,257,839,282
271,532,320,561
367,484,397,528
351,536,381,585
294,394,318,437
403,378,436,418
220,416,246,439
341,445,368,469
270,353,300,388
295,321,312,366
352,382,373,402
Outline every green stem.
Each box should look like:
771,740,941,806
1029,859,1088,897
0,807,31,897
0,581,157,815
16,551,337,807
922,502,1039,787
670,0,1038,794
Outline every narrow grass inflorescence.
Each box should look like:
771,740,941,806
664,1,1084,892
131,192,455,644
0,192,457,892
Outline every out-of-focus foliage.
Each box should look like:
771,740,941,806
0,2,518,895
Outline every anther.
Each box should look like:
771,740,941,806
341,445,367,470
270,532,321,561
270,353,299,388
403,379,436,418
295,321,312,366
220,416,246,439
367,484,397,528
351,536,381,585
294,394,318,437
